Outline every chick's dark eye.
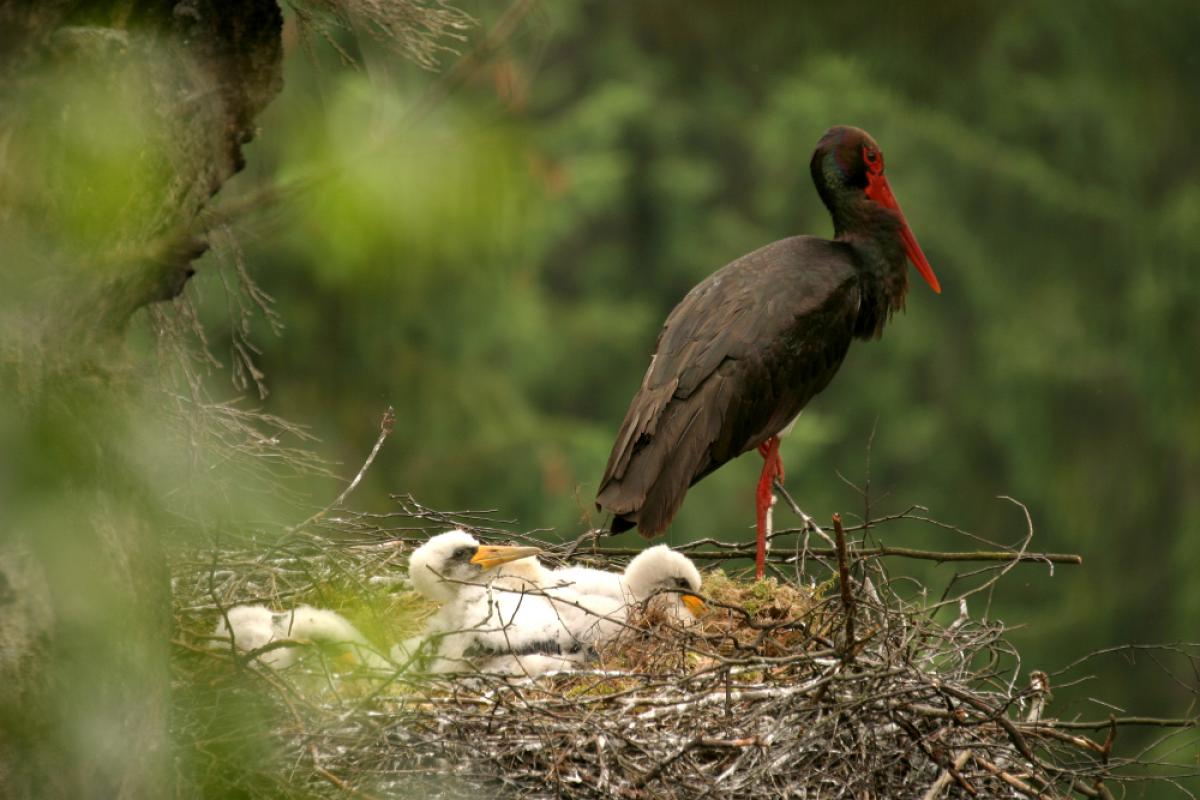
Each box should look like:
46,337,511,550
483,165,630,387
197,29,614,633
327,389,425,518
455,547,472,559
675,578,690,588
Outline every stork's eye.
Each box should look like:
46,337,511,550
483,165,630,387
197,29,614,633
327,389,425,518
674,577,690,589
454,547,472,559
862,146,883,173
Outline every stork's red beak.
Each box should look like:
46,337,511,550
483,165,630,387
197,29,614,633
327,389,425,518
865,172,941,294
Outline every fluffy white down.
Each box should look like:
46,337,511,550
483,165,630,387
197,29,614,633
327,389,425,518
405,530,626,676
552,545,704,624
213,605,292,668
213,538,704,678
213,604,386,669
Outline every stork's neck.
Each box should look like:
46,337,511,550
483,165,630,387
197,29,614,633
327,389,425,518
831,199,910,340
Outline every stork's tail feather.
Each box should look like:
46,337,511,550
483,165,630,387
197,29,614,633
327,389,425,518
596,487,670,538
598,371,737,539
609,514,636,534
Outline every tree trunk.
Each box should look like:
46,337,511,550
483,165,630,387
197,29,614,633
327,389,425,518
0,2,283,795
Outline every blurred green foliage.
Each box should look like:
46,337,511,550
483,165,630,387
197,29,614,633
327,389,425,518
0,40,200,796
0,0,1183,790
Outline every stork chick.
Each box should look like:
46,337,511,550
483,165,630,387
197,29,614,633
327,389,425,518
402,530,624,676
553,544,706,625
213,604,386,669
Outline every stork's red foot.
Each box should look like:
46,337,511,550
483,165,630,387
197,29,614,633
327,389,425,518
755,436,784,579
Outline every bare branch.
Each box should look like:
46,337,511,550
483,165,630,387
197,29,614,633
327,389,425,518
293,405,396,531
833,513,856,658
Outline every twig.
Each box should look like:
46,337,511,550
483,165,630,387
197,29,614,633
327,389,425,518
309,742,382,800
571,545,1083,565
773,480,836,549
833,513,855,657
921,749,973,800
1027,716,1199,730
973,755,1051,799
405,0,539,124
633,736,761,789
939,683,1040,766
293,405,395,530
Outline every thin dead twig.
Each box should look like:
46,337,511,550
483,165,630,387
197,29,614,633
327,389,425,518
576,545,1083,565
833,513,856,658
294,405,395,531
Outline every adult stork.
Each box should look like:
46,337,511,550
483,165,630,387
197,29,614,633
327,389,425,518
595,126,940,578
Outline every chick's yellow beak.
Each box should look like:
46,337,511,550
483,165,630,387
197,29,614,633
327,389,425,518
681,594,707,617
470,544,543,570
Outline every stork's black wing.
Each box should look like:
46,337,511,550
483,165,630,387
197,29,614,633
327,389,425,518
596,236,863,536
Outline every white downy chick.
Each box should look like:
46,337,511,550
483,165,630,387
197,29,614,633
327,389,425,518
213,604,386,669
552,545,706,625
403,530,624,675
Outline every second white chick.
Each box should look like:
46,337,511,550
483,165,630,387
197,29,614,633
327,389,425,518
551,545,706,625
214,604,387,669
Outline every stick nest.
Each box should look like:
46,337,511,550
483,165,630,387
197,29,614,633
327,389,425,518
170,499,1187,799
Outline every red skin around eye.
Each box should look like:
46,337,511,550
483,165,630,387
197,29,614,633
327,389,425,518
863,146,940,294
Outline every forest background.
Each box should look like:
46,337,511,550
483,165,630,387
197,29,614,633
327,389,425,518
2,0,1198,794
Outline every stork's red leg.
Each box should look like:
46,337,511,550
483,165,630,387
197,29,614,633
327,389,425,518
754,436,784,579
757,438,785,483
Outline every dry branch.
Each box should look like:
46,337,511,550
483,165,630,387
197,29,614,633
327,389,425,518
832,513,856,656
293,405,396,531
572,544,1083,566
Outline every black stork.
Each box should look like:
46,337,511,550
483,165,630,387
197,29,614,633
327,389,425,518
595,125,940,578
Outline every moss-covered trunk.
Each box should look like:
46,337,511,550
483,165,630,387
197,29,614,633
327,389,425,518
0,2,283,795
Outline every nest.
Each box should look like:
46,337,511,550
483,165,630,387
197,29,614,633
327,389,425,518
170,497,1186,799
